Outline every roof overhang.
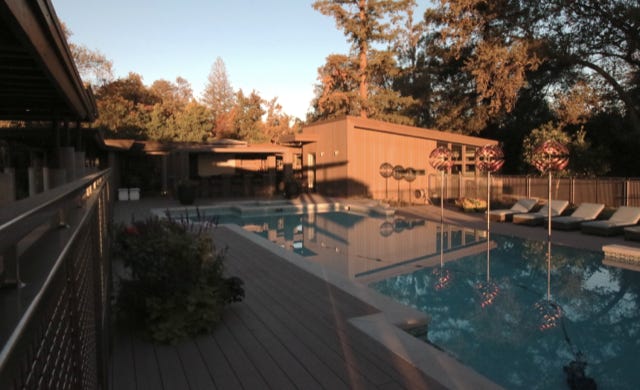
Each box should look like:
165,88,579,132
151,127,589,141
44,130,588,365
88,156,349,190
0,0,97,121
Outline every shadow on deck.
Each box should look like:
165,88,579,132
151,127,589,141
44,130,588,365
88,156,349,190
109,224,446,390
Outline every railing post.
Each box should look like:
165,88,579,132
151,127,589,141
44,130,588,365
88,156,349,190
0,245,22,288
624,178,630,206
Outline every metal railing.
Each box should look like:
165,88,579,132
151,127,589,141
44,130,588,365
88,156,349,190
429,174,640,208
0,170,111,389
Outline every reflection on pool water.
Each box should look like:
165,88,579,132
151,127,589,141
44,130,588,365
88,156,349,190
370,233,640,390
200,210,487,281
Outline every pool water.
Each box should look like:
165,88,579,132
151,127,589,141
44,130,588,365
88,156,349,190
370,233,640,390
184,209,487,281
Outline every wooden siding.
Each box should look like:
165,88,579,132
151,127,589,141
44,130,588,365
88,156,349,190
301,116,498,200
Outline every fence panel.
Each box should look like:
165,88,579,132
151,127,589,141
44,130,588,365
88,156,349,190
597,178,625,207
431,174,640,207
0,170,111,390
495,176,528,199
627,178,640,207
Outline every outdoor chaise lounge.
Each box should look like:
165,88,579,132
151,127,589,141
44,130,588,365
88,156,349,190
488,198,538,222
624,226,640,241
512,200,569,226
550,202,605,231
580,206,640,236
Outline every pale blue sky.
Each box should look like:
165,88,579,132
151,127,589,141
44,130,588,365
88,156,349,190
54,0,431,119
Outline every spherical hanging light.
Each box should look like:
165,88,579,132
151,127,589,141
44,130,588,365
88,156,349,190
429,146,454,171
475,144,505,173
531,140,569,173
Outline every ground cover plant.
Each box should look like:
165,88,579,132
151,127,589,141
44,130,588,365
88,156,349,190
112,215,244,343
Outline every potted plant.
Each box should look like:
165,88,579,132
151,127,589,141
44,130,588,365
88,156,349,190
177,179,198,205
111,216,244,343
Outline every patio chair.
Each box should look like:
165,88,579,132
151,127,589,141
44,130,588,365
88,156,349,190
488,198,538,222
624,226,640,241
581,206,640,236
512,200,569,226
550,203,605,231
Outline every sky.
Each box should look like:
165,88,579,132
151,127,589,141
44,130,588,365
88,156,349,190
53,0,431,119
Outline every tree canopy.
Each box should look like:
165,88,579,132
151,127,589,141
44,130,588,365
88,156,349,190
60,1,640,175
312,0,418,120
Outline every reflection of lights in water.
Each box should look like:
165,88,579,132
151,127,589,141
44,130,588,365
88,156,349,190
476,280,500,308
534,299,563,331
293,241,302,249
379,221,393,237
432,267,451,291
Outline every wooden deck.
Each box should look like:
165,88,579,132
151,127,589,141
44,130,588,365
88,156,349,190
109,226,446,390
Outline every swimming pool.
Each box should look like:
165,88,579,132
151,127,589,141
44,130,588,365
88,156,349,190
370,232,640,390
165,204,488,280
166,204,639,388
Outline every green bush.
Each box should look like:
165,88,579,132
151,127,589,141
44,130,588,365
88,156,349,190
112,217,244,343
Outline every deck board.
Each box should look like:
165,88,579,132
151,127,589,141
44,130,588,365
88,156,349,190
175,341,216,390
154,344,190,389
110,224,446,389
131,336,163,390
193,334,243,389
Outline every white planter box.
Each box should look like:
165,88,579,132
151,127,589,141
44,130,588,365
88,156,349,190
118,188,129,201
129,188,140,201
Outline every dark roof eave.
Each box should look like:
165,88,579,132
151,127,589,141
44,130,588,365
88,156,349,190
0,0,97,122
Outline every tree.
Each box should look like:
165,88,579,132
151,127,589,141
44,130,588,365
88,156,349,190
522,121,610,176
263,98,297,143
227,90,266,143
309,54,361,120
313,0,416,117
150,77,193,113
424,0,640,136
62,23,113,87
202,57,235,135
94,73,156,139
173,102,212,143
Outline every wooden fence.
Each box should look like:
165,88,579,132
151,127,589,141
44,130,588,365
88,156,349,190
428,174,640,207
0,170,112,389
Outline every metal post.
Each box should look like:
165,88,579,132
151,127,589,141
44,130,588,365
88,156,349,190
548,171,552,242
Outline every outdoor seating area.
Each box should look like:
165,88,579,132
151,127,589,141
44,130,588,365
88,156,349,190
484,199,640,242
551,202,605,230
581,206,640,237
488,198,537,222
512,199,569,226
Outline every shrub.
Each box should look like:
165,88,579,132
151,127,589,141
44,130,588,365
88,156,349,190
112,216,244,343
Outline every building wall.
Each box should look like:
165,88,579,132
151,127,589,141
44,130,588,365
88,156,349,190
301,118,349,197
347,123,436,201
301,116,498,201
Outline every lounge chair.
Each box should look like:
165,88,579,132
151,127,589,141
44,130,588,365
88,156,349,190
512,200,569,226
551,203,605,231
624,226,640,241
488,198,538,222
581,206,640,236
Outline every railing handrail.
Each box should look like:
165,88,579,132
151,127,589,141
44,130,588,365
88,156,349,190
0,169,112,389
0,171,108,367
0,169,110,254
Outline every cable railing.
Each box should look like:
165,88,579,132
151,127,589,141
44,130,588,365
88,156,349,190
0,169,111,390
